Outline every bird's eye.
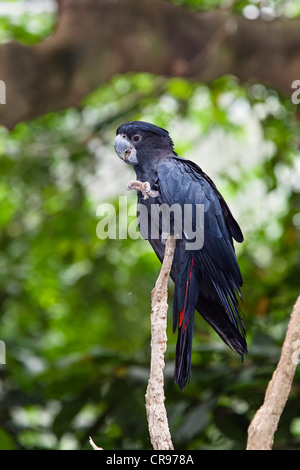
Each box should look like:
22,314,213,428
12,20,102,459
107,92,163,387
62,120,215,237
133,135,141,142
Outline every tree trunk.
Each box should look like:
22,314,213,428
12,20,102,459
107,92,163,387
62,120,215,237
0,0,299,128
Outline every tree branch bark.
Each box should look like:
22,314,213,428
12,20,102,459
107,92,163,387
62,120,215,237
145,235,176,451
246,294,300,450
0,0,299,129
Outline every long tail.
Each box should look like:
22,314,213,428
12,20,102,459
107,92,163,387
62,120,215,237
148,238,247,389
173,245,200,391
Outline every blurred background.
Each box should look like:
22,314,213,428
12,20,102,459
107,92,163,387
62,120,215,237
0,0,300,450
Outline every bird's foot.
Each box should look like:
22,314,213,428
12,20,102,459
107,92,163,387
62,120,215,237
126,180,160,199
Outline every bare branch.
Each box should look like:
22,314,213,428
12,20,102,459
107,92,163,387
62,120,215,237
145,235,176,451
247,294,300,450
89,436,103,450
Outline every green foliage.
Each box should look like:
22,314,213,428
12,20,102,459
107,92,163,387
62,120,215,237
0,70,299,450
0,0,300,451
0,2,56,44
164,0,300,18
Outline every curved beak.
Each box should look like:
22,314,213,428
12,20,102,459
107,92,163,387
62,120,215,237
114,134,138,165
114,134,130,161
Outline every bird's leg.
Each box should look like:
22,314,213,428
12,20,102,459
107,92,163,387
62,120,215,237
126,180,160,199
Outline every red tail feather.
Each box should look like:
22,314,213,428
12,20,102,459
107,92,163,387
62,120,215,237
179,258,194,332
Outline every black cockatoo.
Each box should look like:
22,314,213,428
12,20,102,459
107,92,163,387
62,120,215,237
114,121,247,390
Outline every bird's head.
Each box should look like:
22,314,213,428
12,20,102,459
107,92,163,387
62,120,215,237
114,121,175,166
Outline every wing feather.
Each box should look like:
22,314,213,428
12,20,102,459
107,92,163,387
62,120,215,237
157,157,246,348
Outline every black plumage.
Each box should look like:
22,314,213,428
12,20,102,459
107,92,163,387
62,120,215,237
114,121,247,390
